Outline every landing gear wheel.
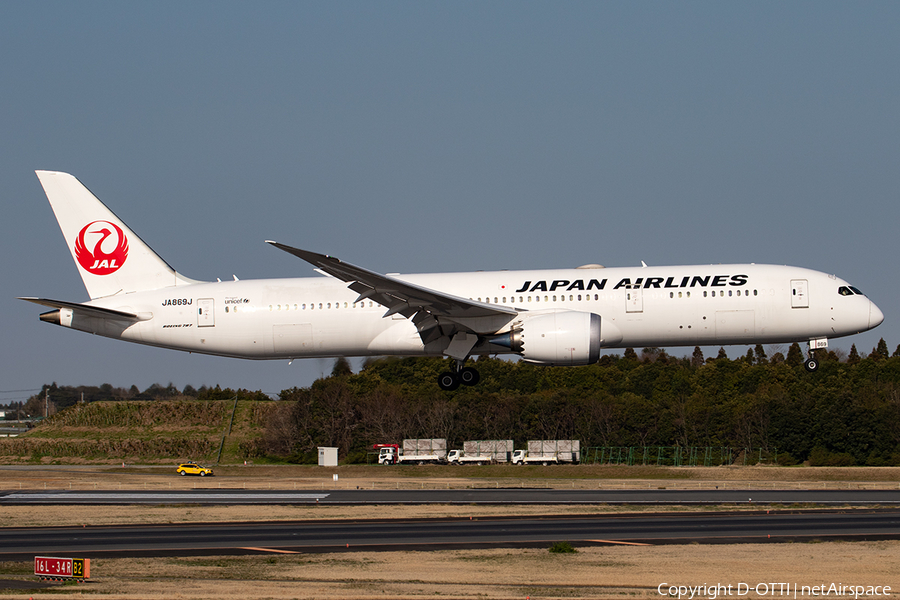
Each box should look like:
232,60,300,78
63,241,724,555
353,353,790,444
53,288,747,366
459,367,480,386
804,358,819,372
438,371,460,391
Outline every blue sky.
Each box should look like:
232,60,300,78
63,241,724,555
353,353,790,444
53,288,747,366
3,2,899,401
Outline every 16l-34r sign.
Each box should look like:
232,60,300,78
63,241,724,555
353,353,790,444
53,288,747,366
34,556,90,580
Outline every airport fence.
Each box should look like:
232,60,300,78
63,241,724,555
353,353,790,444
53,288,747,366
583,446,779,466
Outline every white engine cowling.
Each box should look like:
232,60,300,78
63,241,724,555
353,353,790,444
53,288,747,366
491,310,621,366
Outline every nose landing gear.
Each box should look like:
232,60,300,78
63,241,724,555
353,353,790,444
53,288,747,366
804,340,823,372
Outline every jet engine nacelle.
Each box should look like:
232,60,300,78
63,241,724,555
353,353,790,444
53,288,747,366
492,310,620,366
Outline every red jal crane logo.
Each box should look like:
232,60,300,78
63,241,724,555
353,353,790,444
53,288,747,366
74,221,129,275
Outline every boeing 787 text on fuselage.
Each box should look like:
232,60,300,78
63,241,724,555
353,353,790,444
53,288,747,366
21,171,884,390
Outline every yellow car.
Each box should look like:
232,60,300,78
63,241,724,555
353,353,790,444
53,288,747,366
176,463,214,477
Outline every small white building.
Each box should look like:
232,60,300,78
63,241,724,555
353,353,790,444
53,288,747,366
317,446,338,467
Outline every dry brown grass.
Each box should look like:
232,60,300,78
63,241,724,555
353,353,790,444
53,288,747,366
1,542,898,599
0,466,898,599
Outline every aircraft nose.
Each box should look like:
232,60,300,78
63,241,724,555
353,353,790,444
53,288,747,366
870,300,885,330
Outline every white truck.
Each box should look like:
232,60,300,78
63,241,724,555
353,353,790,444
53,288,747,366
374,438,447,465
511,440,581,465
447,449,493,465
448,440,513,465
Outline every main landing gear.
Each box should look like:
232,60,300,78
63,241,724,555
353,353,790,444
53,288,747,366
438,361,481,391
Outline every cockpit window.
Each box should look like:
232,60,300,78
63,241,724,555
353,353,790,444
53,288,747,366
838,286,865,296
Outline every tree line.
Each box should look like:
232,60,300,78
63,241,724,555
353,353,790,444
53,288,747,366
19,340,900,466
261,341,900,466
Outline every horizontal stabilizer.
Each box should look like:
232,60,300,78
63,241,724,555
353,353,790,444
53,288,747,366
18,297,143,321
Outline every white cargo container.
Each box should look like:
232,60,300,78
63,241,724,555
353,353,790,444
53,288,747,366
463,440,514,462
403,438,447,457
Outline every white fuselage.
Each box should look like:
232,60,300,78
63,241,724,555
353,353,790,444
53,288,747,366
68,263,881,360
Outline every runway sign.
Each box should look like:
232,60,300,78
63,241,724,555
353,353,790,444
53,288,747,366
34,556,90,579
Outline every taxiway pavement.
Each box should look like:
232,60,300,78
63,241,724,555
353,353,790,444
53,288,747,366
2,488,900,505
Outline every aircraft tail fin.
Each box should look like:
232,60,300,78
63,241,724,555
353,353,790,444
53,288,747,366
35,171,198,299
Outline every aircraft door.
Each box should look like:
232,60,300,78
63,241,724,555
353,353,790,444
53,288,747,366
791,280,809,308
626,288,643,313
197,298,215,327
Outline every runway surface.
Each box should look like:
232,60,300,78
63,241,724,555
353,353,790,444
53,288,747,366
2,488,900,505
1,509,899,560
3,488,900,559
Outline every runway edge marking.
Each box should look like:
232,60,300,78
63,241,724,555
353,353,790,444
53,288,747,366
240,547,301,554
588,539,652,546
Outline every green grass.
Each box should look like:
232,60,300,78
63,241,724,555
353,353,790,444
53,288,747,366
0,400,273,464
548,541,578,553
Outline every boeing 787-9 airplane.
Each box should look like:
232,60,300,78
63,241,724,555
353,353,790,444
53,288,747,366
21,171,884,390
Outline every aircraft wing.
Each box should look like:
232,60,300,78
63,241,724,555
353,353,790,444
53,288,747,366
18,297,142,321
266,242,518,340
